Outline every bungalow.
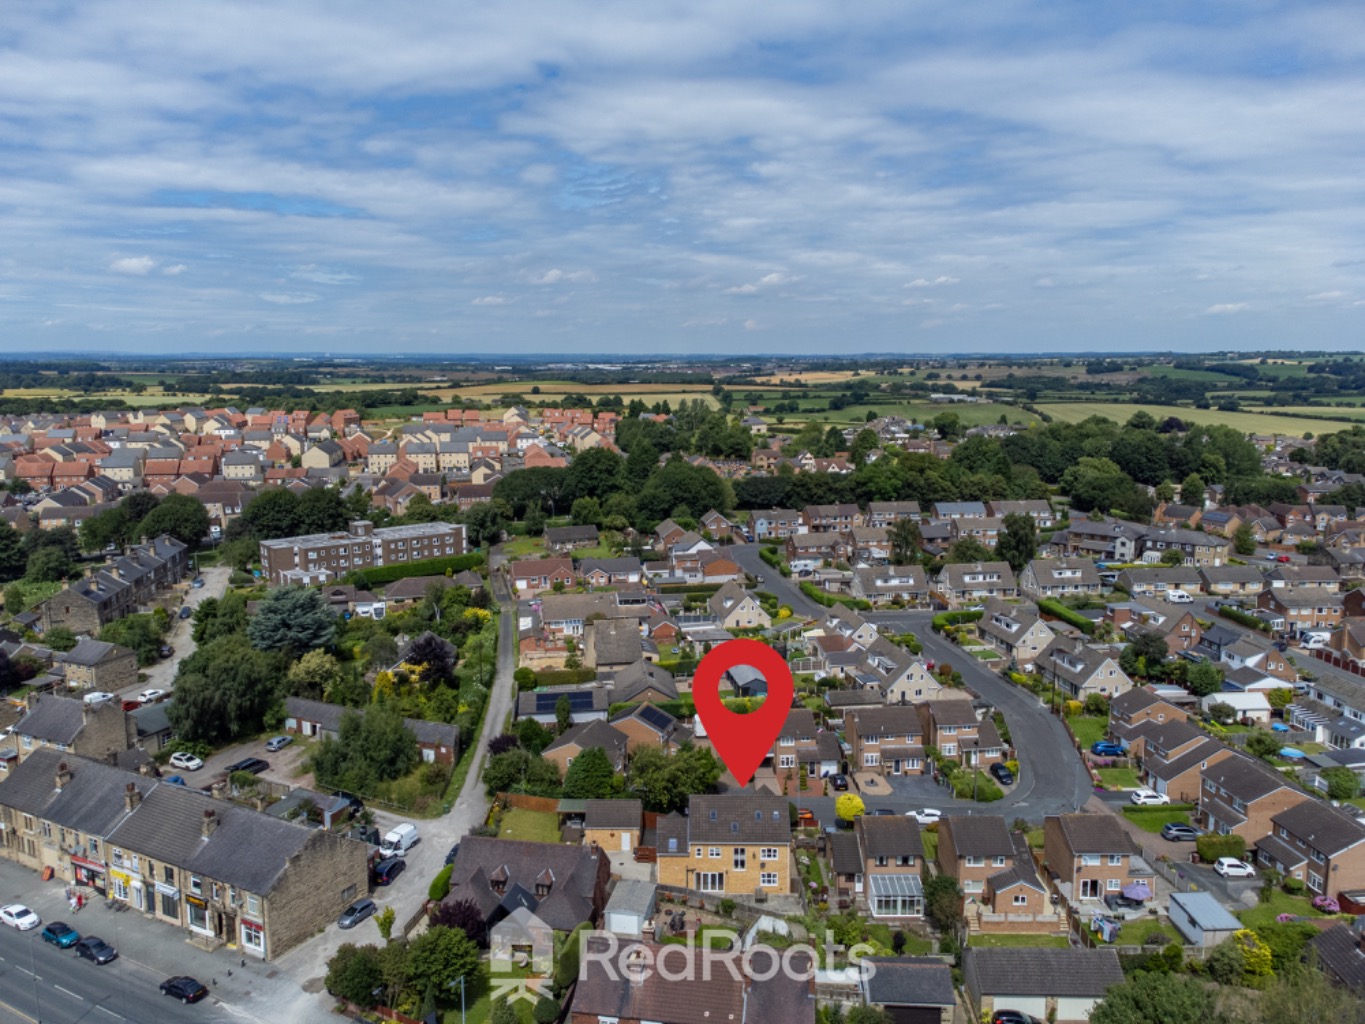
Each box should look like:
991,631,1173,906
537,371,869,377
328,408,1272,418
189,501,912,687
1199,564,1268,597
283,697,458,763
1267,565,1343,592
1114,565,1201,598
442,836,609,934
516,684,613,725
584,618,643,671
963,948,1124,1024
708,582,772,630
852,565,929,606
1034,637,1134,701
544,524,599,552
577,556,643,588
860,958,954,1024
542,720,630,775
509,557,576,595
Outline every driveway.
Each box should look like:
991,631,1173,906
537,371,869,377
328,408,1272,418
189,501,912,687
116,565,232,699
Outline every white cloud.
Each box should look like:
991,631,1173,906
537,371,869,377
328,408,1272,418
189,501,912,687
743,318,763,330
108,256,155,275
259,292,320,305
291,265,357,285
161,263,187,275
1204,303,1249,315
905,276,959,288
528,268,597,285
472,294,508,305
725,271,795,294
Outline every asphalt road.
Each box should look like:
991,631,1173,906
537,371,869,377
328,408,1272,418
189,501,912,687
727,543,824,618
116,564,232,700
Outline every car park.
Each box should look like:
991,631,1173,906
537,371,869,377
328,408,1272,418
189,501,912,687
1130,788,1170,806
906,808,942,824
1090,741,1124,757
168,752,203,771
41,922,80,948
225,757,270,775
137,689,166,704
75,936,118,964
338,898,378,929
1160,822,1199,841
989,762,1014,785
265,735,293,752
1213,857,1256,878
1,904,40,930
160,976,209,1004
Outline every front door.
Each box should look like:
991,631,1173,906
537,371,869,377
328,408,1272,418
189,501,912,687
621,832,632,852
892,759,902,775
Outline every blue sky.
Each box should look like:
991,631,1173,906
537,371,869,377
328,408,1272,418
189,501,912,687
1,1,1363,356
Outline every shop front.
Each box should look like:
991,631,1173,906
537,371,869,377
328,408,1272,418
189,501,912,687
71,855,107,895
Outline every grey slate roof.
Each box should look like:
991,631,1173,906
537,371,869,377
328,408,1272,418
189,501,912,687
1271,799,1365,857
1050,813,1138,855
963,947,1124,998
443,835,603,932
862,957,955,1007
858,815,923,860
60,639,126,667
686,794,791,845
0,748,154,839
941,815,1013,859
1311,924,1365,993
283,697,457,752
583,799,642,831
16,694,88,745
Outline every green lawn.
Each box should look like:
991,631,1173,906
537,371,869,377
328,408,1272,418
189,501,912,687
1025,828,1045,849
1116,918,1179,947
500,535,546,558
1122,806,1193,833
920,831,939,864
499,808,561,844
1067,715,1107,749
1096,767,1142,790
968,648,1003,661
1035,401,1357,437
1237,889,1334,930
1,579,62,616
867,922,933,954
968,933,1070,948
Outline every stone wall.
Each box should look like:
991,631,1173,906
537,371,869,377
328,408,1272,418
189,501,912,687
260,830,371,959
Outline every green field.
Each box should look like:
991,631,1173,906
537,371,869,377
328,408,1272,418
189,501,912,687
1036,401,1359,437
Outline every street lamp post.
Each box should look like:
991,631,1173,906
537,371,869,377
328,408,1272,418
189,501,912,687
447,976,466,1024
972,740,980,802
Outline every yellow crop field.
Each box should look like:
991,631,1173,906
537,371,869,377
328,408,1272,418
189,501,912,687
1036,401,1354,437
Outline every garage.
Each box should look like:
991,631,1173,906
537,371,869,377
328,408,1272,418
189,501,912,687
964,947,1125,1024
1055,996,1103,1021
996,997,1047,1019
888,1007,945,1024
603,880,655,939
861,956,954,1024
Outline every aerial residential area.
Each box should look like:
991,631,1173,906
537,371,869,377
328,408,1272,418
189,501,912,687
0,355,1362,1022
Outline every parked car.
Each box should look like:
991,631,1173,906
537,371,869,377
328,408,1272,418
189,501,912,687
82,691,116,707
164,775,187,787
168,751,203,771
1167,589,1194,604
137,689,165,705
1,904,40,930
225,758,270,775
906,808,942,825
338,898,378,929
178,606,192,619
991,1012,1042,1024
1130,789,1170,806
1160,823,1199,842
871,808,896,816
264,735,293,752
1213,857,1256,878
828,774,849,791
372,856,405,886
444,842,461,866
75,936,118,964
160,976,209,1004
158,645,174,659
120,699,141,712
1277,554,1292,563
191,577,206,588
989,762,1015,785
41,922,80,948
1090,741,1124,757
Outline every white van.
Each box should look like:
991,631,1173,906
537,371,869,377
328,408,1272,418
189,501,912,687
1166,589,1194,604
380,822,419,857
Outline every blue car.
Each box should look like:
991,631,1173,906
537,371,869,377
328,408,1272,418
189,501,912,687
165,775,187,786
41,922,80,948
1090,741,1124,757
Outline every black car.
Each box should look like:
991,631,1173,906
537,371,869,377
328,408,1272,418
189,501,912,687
74,936,118,964
1161,822,1199,842
829,774,849,791
871,808,895,816
373,856,405,886
991,1013,1041,1024
160,976,209,1004
225,758,270,775
990,762,1015,785
444,842,460,866
338,898,378,929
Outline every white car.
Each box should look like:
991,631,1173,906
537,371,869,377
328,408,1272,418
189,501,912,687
0,904,40,931
906,808,943,824
1130,789,1171,806
82,691,115,707
137,689,166,705
168,751,204,771
1214,857,1256,879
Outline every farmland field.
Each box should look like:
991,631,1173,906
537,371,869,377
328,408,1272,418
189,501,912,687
1035,401,1359,436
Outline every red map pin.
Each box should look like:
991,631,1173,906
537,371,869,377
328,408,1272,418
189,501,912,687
692,638,795,788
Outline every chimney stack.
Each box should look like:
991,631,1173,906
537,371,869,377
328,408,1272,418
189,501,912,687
55,762,72,791
201,808,218,838
123,782,141,812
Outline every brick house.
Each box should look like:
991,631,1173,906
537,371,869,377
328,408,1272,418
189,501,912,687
772,709,840,780
1199,753,1313,842
919,701,1004,768
1258,586,1344,632
1106,597,1202,654
1143,733,1234,804
510,557,576,595
1042,813,1143,901
937,814,1014,899
1255,800,1365,899
542,720,630,776
608,704,691,755
1106,686,1189,749
844,705,926,777
854,814,925,918
58,639,138,694
443,836,609,933
656,794,792,897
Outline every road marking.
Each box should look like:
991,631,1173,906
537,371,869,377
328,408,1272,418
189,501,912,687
96,1006,124,1019
55,984,84,1000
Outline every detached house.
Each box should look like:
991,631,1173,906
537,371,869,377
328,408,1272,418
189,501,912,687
920,701,1003,768
772,709,840,779
852,565,929,606
542,720,630,776
852,815,925,919
934,562,1017,608
510,557,576,595
1019,558,1102,600
708,582,771,630
656,793,792,897
937,814,1015,900
443,836,609,934
976,598,1055,671
1034,638,1134,701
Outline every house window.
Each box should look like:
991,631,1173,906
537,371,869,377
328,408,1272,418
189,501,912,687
163,866,174,884
1108,854,1123,866
1308,871,1324,892
779,755,796,769
1081,854,1100,866
993,856,1007,867
241,921,265,952
189,875,202,895
1106,879,1122,891
875,856,888,867
709,848,721,859
759,871,780,888
965,856,983,867
1013,894,1029,906
696,872,725,893
733,849,747,870
760,848,779,861
863,753,880,767
693,847,701,858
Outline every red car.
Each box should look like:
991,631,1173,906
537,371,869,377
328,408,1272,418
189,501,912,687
1276,555,1292,563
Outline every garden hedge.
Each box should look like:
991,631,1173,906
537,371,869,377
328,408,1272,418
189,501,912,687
1037,599,1096,635
345,551,485,587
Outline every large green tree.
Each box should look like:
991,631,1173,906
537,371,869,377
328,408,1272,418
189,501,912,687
324,943,384,1007
481,748,562,797
404,926,480,998
138,493,211,546
311,703,420,793
561,747,617,799
295,487,349,534
888,518,922,565
247,586,335,653
1090,969,1225,1024
994,512,1037,573
0,523,25,583
166,635,285,744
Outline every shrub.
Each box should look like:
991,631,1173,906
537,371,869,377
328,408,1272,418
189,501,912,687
718,898,736,918
343,551,484,587
1196,834,1247,863
1282,877,1306,895
429,864,453,902
931,610,983,633
533,996,561,1024
1218,606,1271,632
1038,598,1096,635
